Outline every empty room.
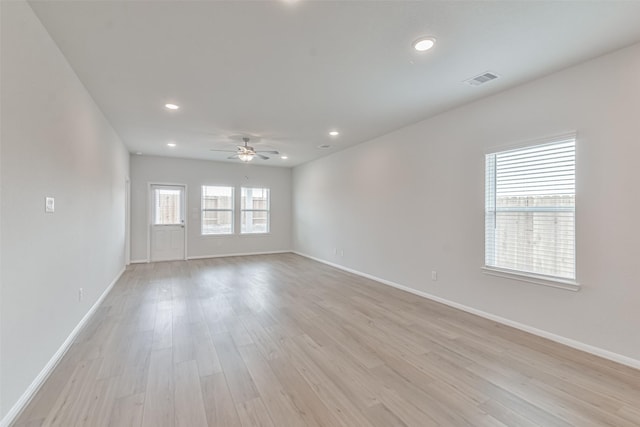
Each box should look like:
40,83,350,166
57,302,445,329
2,0,640,426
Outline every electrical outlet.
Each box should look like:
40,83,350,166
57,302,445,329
431,271,437,281
340,249,344,256
333,247,337,255
78,288,83,302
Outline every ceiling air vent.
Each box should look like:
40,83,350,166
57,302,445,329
465,71,500,87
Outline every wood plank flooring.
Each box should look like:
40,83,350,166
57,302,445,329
13,253,640,426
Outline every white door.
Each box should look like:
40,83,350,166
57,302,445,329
150,185,185,262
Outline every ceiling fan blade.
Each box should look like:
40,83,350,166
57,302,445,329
256,150,279,155
210,149,236,153
255,154,269,160
227,154,240,159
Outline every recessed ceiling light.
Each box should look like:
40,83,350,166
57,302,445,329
329,131,340,136
164,103,180,110
167,142,176,147
281,155,288,160
413,36,436,52
317,144,331,150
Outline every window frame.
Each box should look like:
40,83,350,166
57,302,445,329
201,185,235,236
240,187,271,235
483,134,579,291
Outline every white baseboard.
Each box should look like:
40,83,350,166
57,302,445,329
132,251,291,263
187,250,291,260
292,251,640,371
0,267,126,427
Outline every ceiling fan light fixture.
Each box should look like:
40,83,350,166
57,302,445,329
239,152,254,162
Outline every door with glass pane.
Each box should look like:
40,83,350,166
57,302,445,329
150,185,185,261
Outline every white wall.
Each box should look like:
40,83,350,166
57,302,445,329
130,155,291,261
293,43,640,362
0,1,129,420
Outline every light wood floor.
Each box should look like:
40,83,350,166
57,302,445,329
13,253,640,427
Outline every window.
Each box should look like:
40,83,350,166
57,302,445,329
201,186,234,235
485,137,576,282
154,188,182,225
241,187,270,234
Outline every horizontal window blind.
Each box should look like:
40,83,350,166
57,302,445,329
485,138,576,280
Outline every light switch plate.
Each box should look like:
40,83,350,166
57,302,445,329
45,197,55,213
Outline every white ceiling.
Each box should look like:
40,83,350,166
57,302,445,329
29,0,640,167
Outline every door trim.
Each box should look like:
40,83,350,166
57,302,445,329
125,177,131,265
147,182,188,262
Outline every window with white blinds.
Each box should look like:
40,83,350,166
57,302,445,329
485,137,576,281
241,187,270,234
201,186,234,235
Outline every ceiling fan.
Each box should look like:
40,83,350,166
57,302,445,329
210,137,279,162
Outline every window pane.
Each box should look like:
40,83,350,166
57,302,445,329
202,210,233,235
202,186,233,209
154,189,181,225
241,187,269,210
494,210,575,277
241,211,269,234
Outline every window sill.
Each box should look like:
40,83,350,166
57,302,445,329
481,266,580,292
200,232,272,238
201,233,234,238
